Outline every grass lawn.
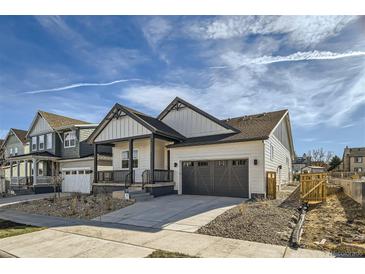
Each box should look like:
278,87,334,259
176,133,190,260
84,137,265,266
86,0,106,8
0,219,45,239
147,250,198,258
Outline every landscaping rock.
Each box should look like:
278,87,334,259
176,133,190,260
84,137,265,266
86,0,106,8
4,194,135,220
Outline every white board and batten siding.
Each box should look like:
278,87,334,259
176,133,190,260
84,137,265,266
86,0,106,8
95,114,151,142
264,115,292,186
161,106,234,138
170,140,265,197
28,115,52,137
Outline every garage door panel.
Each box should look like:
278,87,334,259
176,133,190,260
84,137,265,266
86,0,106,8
182,159,249,198
62,169,92,194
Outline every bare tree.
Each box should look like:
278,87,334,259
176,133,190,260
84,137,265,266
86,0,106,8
308,148,334,164
51,175,63,201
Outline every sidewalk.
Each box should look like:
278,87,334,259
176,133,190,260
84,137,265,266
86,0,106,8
0,209,333,258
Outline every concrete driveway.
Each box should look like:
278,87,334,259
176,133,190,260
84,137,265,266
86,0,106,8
95,195,245,232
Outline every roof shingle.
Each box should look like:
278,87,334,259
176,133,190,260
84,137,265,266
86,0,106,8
39,111,90,129
167,109,288,147
11,128,28,144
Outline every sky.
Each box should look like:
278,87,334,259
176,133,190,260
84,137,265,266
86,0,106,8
0,16,364,156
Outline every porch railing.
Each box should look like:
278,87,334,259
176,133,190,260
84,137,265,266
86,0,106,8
97,170,135,185
142,169,174,188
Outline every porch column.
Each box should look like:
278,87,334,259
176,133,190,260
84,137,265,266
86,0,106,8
10,161,13,180
24,160,28,183
150,134,155,184
32,159,37,185
129,138,134,184
93,144,98,184
16,161,20,185
167,150,171,181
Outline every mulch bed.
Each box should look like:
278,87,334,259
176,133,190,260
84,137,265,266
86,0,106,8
198,186,301,246
4,194,135,220
301,190,365,256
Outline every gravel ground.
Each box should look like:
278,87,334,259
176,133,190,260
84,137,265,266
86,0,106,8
301,190,365,255
198,185,301,246
4,194,135,220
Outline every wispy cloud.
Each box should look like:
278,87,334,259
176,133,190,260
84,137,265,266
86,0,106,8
24,79,142,94
187,16,358,47
217,50,365,68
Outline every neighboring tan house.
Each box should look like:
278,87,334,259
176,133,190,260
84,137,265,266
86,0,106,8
301,165,326,173
0,128,30,186
292,153,311,174
341,146,365,173
88,97,295,199
6,111,112,194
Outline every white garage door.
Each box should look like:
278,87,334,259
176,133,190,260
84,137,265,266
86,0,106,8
62,168,92,194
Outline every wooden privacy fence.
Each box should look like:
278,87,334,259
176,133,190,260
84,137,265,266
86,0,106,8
300,173,328,204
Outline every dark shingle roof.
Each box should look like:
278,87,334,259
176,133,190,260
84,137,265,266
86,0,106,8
39,111,90,129
167,109,288,148
11,128,28,144
347,147,365,157
134,113,186,140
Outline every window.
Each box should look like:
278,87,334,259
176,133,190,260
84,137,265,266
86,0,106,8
197,161,208,166
270,144,274,160
14,147,18,156
85,170,93,174
354,167,363,172
218,160,225,166
355,157,363,163
183,161,194,167
65,171,70,175
64,131,76,148
78,170,85,175
122,150,138,168
39,135,44,150
9,148,13,156
46,133,52,149
32,136,37,151
71,170,77,175
232,159,246,166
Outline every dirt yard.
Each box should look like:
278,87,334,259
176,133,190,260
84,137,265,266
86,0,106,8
4,194,135,220
301,190,365,256
198,185,301,246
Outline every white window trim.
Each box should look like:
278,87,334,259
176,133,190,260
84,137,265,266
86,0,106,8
39,135,45,150
32,136,37,151
46,133,52,149
270,144,274,160
64,131,76,148
9,147,13,156
14,147,18,155
121,149,139,169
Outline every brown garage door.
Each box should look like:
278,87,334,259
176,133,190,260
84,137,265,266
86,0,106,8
182,159,249,198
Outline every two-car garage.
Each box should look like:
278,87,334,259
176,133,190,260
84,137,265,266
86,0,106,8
182,159,249,198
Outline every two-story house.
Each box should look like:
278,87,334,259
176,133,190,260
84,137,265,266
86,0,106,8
341,146,365,173
0,128,30,186
7,111,112,194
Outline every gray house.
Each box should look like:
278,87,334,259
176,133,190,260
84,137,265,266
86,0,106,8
7,111,112,193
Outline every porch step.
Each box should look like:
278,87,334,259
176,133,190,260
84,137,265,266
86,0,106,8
128,190,153,202
11,187,34,196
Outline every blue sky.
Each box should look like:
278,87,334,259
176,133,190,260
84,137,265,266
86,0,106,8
0,16,364,156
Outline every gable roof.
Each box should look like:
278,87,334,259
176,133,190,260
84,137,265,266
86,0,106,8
39,111,90,129
88,103,185,143
157,97,240,133
167,110,289,148
344,147,365,157
0,128,28,149
27,110,90,137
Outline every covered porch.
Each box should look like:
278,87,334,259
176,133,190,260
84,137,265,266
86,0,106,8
7,152,60,192
94,134,174,189
89,103,184,194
